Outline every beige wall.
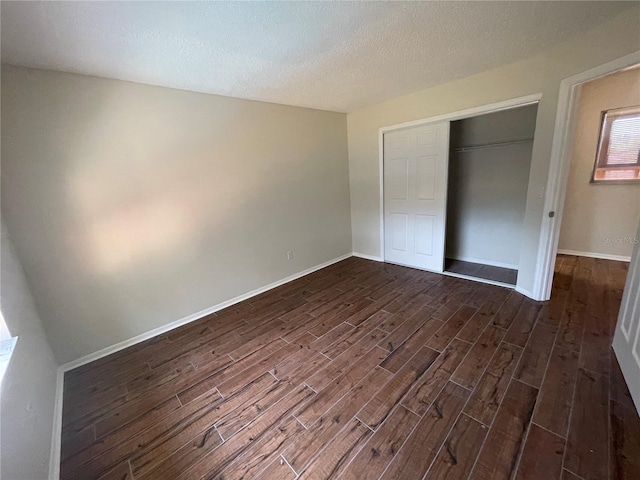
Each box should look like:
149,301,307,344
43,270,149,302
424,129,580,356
558,68,640,258
1,66,352,363
347,7,639,296
1,223,59,480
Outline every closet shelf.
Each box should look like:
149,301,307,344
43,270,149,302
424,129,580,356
453,138,534,153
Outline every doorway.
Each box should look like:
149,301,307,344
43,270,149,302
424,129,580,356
444,104,538,286
545,59,640,413
556,65,640,262
532,51,640,301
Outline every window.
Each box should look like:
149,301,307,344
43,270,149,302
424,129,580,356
591,106,640,183
0,311,17,388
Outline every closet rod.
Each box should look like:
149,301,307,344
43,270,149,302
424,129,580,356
453,138,533,153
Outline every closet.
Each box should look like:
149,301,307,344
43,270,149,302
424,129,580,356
382,102,538,288
444,104,538,285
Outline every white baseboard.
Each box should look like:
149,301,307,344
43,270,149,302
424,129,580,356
515,285,537,300
49,368,64,480
352,252,384,262
557,249,631,263
49,252,354,479
59,252,352,373
446,255,519,270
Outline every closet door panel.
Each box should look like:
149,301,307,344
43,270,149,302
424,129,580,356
415,214,435,256
416,154,438,200
390,214,409,252
388,157,410,200
383,122,449,272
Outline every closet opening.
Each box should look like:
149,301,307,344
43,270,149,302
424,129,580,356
444,103,538,287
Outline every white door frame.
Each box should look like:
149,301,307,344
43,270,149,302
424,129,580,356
377,93,541,283
532,51,640,301
612,220,640,414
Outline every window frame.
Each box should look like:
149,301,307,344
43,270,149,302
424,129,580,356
591,105,640,184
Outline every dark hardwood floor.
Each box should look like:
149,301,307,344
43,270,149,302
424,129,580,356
445,258,518,285
60,255,639,480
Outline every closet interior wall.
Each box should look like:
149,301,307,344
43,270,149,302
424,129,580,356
445,104,538,284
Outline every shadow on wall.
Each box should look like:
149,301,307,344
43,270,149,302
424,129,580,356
27,81,262,338
1,66,351,363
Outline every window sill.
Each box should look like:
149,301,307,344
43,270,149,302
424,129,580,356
592,166,640,183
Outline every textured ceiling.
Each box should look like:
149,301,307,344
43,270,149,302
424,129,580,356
1,1,635,112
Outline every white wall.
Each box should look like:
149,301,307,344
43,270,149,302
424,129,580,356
1,223,59,480
446,106,537,268
347,7,640,298
1,65,352,364
559,67,640,259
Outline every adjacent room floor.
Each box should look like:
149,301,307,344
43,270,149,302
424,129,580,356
60,255,639,480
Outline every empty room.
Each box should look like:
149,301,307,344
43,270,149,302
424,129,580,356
1,2,639,480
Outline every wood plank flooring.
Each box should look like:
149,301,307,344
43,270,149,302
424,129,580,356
60,255,639,480
445,258,518,285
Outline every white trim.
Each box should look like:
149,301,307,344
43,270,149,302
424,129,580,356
440,270,515,289
352,251,383,262
378,131,385,260
49,368,64,480
378,94,542,135
557,249,631,263
377,94,542,292
533,51,640,301
59,253,352,373
446,255,518,271
515,285,535,299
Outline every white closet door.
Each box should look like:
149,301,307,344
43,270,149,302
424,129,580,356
383,122,450,272
612,221,640,414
